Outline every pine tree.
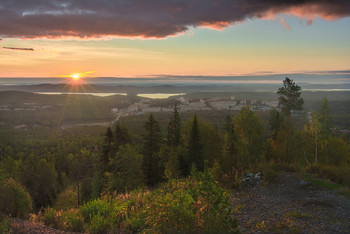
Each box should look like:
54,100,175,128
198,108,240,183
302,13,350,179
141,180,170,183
277,77,304,116
167,105,181,147
142,114,162,186
114,121,131,152
186,115,203,173
101,127,114,169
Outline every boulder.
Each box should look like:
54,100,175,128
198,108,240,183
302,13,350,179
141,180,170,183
241,172,263,187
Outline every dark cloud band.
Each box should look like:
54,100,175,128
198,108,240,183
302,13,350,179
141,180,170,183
0,0,349,39
3,47,34,51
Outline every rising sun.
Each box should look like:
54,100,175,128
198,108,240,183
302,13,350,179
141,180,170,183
71,73,80,80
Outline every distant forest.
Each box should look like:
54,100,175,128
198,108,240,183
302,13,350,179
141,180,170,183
1,78,349,233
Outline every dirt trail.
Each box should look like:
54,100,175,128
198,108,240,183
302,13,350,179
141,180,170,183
231,173,350,233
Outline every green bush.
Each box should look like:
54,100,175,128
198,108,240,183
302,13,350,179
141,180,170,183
54,188,77,210
258,162,278,184
319,166,350,186
35,172,239,233
1,178,32,218
41,208,57,228
305,164,321,174
61,210,84,232
79,199,112,222
0,215,12,233
306,164,350,187
88,213,110,234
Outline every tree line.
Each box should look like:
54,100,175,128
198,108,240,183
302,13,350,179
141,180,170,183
1,77,349,218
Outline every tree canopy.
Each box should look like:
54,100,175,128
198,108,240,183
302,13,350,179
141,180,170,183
277,77,304,116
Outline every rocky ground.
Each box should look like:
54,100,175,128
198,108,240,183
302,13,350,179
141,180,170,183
11,218,72,234
231,172,350,233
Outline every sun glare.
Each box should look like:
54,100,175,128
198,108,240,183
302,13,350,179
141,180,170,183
71,73,80,80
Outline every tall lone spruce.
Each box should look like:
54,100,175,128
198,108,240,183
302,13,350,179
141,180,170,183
142,114,162,186
277,77,304,116
167,104,181,147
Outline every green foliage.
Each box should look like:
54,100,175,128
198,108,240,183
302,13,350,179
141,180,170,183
114,121,131,152
167,105,181,147
79,199,112,223
233,106,264,168
327,135,349,166
305,164,350,187
41,208,84,232
61,210,84,232
142,114,163,186
0,216,12,233
54,187,77,210
277,77,304,116
222,120,236,174
106,144,144,193
88,213,110,234
257,162,279,184
101,127,114,171
42,208,57,227
269,109,284,140
19,155,58,208
164,147,181,180
0,178,32,218
319,97,333,137
37,172,238,233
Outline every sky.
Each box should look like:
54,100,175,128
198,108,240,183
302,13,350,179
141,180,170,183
0,0,350,80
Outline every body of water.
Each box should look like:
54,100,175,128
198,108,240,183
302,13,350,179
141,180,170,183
35,92,185,99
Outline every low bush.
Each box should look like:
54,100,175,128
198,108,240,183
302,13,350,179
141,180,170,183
0,215,12,233
41,208,57,228
306,164,350,187
0,178,32,218
257,162,279,184
61,210,84,232
36,170,239,233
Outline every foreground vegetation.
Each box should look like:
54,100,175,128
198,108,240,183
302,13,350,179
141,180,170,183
0,78,349,232
31,170,238,233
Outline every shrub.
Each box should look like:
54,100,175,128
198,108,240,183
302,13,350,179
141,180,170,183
35,172,239,233
41,208,57,228
258,162,278,184
79,199,112,222
88,213,110,234
0,215,12,233
305,164,321,174
54,188,77,210
61,210,84,232
306,164,350,187
1,178,32,218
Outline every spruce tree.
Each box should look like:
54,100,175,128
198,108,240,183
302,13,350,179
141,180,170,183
167,105,181,147
142,114,162,186
101,127,114,170
114,121,131,152
186,115,203,173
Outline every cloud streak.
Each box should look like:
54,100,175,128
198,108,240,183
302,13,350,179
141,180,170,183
0,0,349,39
3,46,34,51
